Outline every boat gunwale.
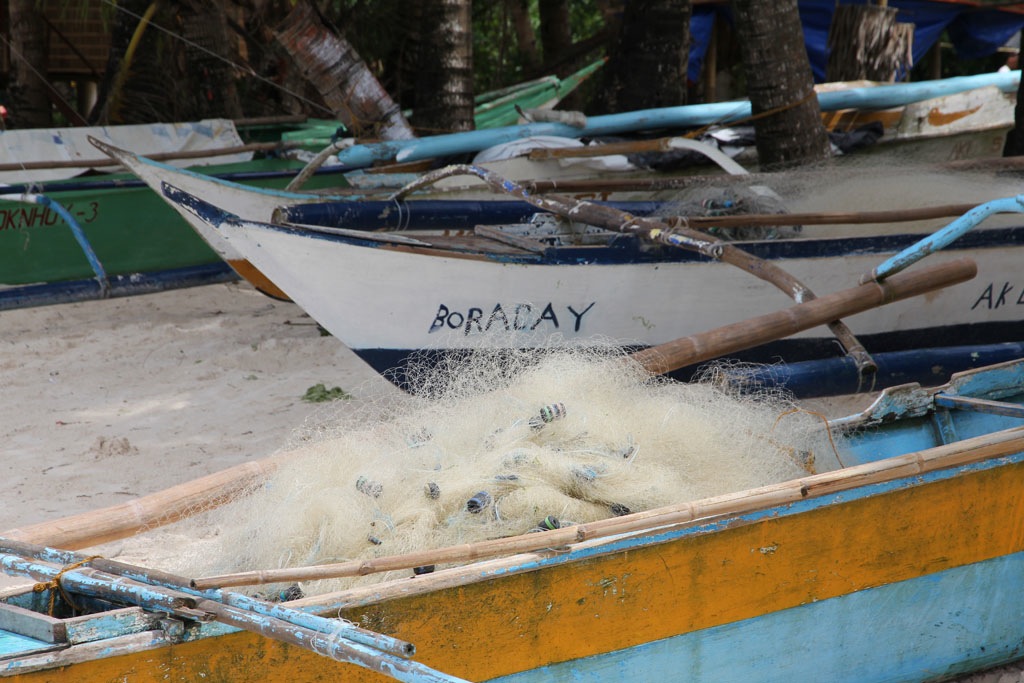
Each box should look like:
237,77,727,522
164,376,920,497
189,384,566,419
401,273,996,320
236,213,1024,266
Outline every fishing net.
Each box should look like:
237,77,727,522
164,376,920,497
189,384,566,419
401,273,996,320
108,345,845,597
650,158,1024,238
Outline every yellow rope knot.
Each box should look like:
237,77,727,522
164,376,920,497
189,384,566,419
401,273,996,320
32,555,102,616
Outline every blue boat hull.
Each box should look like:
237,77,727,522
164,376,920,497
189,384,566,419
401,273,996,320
495,553,1024,682
356,336,1024,399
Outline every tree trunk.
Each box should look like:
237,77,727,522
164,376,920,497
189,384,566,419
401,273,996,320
507,0,541,72
1004,32,1024,157
274,0,414,140
596,0,690,114
413,0,474,134
730,0,831,170
8,0,52,128
826,5,913,83
538,0,572,72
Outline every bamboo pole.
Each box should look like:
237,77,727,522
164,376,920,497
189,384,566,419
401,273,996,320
526,136,705,160
233,114,310,128
518,153,1024,195
309,421,1024,610
630,257,975,376
681,202,980,229
1,452,292,550
0,140,307,173
192,421,1024,592
0,538,415,659
523,135,754,168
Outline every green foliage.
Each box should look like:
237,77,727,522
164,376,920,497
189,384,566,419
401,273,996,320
302,383,352,403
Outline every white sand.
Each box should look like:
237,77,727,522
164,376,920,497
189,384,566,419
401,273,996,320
1,281,400,534
1,281,1021,681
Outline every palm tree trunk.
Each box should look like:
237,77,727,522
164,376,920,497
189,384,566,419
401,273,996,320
597,0,690,113
538,0,572,71
730,0,831,170
413,0,474,134
274,0,414,140
507,0,541,72
177,2,244,121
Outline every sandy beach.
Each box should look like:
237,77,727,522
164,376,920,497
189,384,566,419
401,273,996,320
1,281,401,534
1,281,1021,682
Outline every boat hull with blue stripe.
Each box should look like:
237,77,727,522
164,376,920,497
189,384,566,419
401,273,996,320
163,182,1024,398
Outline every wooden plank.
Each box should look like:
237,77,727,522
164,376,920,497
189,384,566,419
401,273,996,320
64,607,160,646
473,225,550,253
0,602,64,644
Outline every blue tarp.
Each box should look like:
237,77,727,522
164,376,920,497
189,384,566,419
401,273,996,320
688,0,1024,83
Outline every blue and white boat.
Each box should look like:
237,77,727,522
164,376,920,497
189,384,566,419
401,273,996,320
156,175,1024,399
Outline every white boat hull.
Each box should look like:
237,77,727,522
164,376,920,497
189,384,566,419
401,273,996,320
212,217,1024,384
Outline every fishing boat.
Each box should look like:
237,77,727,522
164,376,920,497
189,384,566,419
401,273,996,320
152,163,1024,398
817,82,1017,164
579,81,1019,175
88,132,758,301
3,357,1024,681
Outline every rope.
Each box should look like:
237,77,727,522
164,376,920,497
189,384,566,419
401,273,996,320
773,408,846,469
32,555,102,616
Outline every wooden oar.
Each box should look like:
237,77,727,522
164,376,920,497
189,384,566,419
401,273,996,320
629,257,975,376
0,257,975,552
0,140,306,173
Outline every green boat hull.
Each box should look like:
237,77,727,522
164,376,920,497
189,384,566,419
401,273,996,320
0,158,346,287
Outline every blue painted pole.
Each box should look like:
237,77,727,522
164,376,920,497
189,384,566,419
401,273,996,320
0,193,110,296
326,71,1022,171
871,195,1024,281
0,539,414,658
0,552,471,683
